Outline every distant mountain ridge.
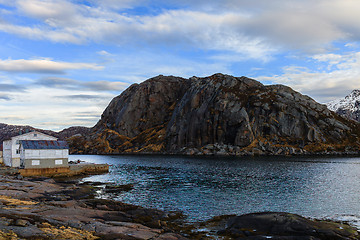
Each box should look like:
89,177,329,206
0,123,90,143
327,89,360,122
68,74,360,155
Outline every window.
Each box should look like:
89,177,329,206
16,149,20,154
32,160,40,166
55,160,63,165
34,133,37,137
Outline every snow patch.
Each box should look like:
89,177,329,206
327,89,360,112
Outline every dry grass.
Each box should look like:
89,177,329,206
0,230,18,240
0,195,37,206
40,222,99,240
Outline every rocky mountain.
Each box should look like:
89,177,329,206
327,89,360,122
0,123,90,143
58,126,91,140
69,73,360,156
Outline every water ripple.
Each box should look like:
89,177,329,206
74,155,360,222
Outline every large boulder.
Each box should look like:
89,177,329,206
218,212,359,239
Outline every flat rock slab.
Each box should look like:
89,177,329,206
0,174,189,240
220,212,360,239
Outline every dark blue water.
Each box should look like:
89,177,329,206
70,155,360,223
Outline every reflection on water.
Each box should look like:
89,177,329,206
71,155,360,222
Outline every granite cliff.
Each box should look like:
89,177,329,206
69,74,360,155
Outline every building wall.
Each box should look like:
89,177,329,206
5,132,57,168
3,140,12,167
23,158,68,169
21,148,68,169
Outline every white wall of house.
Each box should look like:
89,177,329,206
3,140,12,167
20,147,68,169
3,131,57,167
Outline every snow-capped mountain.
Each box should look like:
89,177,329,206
327,89,360,122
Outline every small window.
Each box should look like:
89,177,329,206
34,133,37,137
16,149,20,154
55,160,63,165
32,160,40,166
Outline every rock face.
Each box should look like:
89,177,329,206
212,212,359,239
327,89,360,122
58,126,90,140
71,74,360,155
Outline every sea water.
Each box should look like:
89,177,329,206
70,154,360,225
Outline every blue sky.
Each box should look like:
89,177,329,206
1,0,360,131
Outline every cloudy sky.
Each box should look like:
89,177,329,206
1,0,360,131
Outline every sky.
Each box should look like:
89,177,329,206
1,0,360,131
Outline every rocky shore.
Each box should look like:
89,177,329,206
0,172,189,239
0,171,359,239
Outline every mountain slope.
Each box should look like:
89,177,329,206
327,89,360,122
0,123,90,143
70,74,360,155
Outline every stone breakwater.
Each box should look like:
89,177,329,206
0,173,359,239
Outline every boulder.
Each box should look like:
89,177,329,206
220,212,359,239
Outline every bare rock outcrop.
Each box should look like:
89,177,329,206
70,74,360,155
204,212,360,239
0,174,189,239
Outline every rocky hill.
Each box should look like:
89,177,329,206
58,126,91,140
0,123,90,143
69,74,360,156
327,89,360,122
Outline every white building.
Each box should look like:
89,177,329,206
3,131,57,167
20,140,69,169
0,144,3,164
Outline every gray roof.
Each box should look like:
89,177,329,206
20,140,68,150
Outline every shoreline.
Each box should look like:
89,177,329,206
0,171,359,239
0,172,192,239
69,151,360,158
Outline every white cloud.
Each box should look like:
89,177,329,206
0,58,103,73
83,81,127,91
0,93,11,100
97,50,113,56
257,52,360,103
36,77,127,91
0,85,113,130
99,50,233,80
1,0,360,58
16,0,77,20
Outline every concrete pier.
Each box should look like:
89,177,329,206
18,163,109,177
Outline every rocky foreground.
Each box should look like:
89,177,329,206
0,172,188,240
0,170,359,239
69,73,360,156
